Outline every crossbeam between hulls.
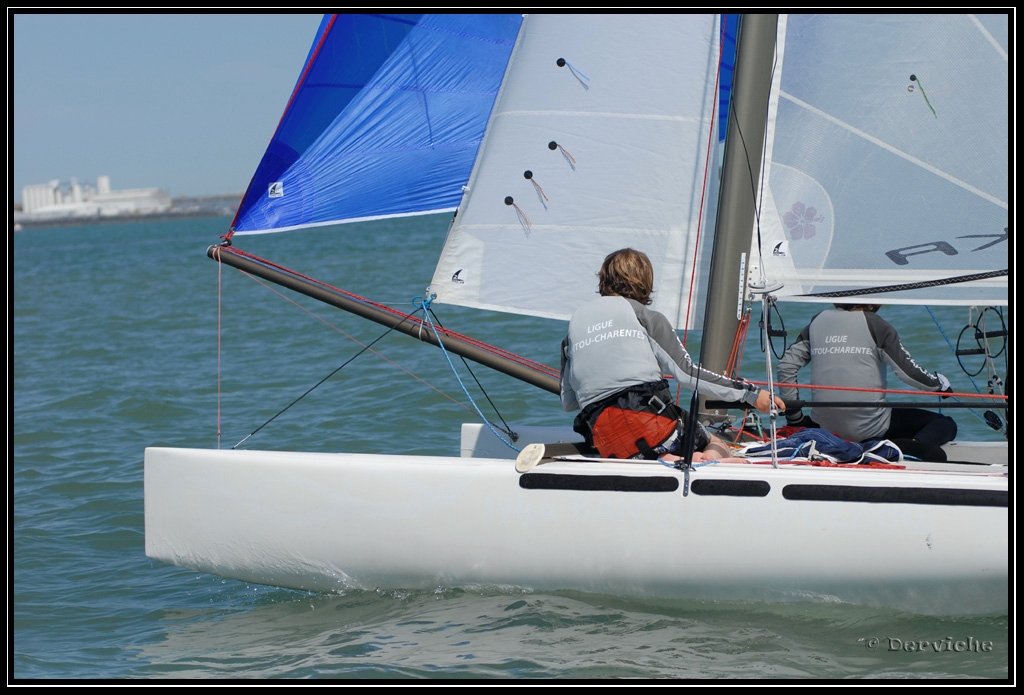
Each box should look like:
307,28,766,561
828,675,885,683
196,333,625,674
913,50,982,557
208,245,560,395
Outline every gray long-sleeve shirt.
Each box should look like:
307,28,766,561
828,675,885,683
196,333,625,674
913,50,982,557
777,308,943,441
560,295,758,412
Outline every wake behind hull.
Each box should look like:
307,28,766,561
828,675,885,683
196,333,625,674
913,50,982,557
144,444,1007,616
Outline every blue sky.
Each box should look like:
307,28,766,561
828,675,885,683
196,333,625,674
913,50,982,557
12,12,325,202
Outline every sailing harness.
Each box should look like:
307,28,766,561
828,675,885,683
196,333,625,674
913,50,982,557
573,379,711,460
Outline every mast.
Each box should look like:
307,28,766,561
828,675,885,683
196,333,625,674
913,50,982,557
698,13,778,420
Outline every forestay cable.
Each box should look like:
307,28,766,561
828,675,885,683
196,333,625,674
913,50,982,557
230,305,423,449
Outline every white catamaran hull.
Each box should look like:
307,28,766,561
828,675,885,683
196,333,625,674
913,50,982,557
145,427,1007,617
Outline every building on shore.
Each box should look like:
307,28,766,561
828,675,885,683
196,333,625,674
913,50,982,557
16,176,172,224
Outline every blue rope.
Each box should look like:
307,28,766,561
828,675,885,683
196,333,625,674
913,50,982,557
413,295,520,453
790,442,811,460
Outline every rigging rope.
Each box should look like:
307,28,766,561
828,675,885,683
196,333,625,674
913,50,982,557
417,295,521,453
725,309,752,376
681,23,725,345
216,247,223,449
423,306,517,440
223,267,530,449
230,299,424,450
212,247,555,449
749,380,1007,400
929,305,1008,434
237,270,491,416
223,246,559,379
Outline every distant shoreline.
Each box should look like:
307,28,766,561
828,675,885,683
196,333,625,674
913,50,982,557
13,193,241,231
13,209,235,231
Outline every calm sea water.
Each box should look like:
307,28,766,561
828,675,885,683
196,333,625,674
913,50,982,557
12,216,1010,680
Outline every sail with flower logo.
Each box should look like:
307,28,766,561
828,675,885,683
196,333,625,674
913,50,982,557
746,14,1007,308
145,13,1008,616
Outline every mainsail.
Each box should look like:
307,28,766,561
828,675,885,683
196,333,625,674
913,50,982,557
428,14,725,331
229,14,523,235
749,14,1009,306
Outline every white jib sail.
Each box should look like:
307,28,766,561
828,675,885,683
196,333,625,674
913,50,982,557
429,14,723,331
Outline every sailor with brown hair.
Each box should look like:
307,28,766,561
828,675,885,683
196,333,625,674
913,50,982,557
559,248,782,462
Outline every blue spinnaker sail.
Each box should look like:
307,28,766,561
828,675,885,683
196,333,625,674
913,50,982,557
230,14,523,236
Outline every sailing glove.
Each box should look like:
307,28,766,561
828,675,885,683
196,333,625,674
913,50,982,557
789,413,819,429
785,408,817,428
937,373,952,399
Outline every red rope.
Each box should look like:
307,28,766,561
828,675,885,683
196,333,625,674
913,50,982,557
749,380,1008,400
681,17,727,344
227,15,338,238
745,458,906,470
725,310,751,377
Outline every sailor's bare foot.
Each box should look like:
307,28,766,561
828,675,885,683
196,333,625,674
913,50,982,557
659,452,714,462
